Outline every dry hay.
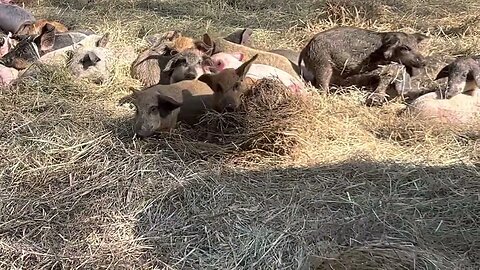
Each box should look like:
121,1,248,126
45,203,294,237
196,79,315,156
1,0,480,269
143,79,319,161
309,242,457,269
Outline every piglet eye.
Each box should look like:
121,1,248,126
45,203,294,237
233,82,241,90
400,45,411,51
170,50,178,56
149,106,159,113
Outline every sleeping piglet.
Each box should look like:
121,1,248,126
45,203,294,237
119,80,214,137
68,45,112,84
209,52,306,93
406,80,480,125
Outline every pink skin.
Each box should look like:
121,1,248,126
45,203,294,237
0,64,18,86
409,83,480,125
0,33,16,57
0,33,18,86
209,52,306,93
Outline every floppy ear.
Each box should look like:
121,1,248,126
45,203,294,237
203,33,214,47
96,33,109,47
235,54,257,79
119,94,134,105
162,30,182,41
157,94,183,117
231,52,245,61
223,28,253,45
163,54,184,72
240,28,253,45
381,34,400,60
34,23,56,51
471,65,480,88
145,34,163,47
435,64,450,80
195,34,214,55
198,74,222,93
88,51,101,63
413,33,428,43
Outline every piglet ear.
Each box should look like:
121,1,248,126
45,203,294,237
162,30,182,41
471,64,480,88
195,35,214,56
235,54,257,79
240,28,253,45
96,33,110,47
34,23,56,51
231,52,245,61
118,94,133,105
198,74,222,93
157,94,183,117
435,64,450,80
15,22,35,35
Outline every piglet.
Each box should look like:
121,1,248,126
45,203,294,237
0,3,35,35
0,32,16,57
406,81,480,125
209,52,306,93
69,45,112,84
0,63,18,86
0,33,17,86
119,80,214,137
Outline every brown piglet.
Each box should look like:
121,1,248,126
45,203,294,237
299,26,428,92
130,31,199,87
198,54,258,112
120,80,214,138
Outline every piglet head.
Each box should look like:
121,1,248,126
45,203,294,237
120,87,183,138
198,54,258,112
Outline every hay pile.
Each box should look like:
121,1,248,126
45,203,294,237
178,79,318,158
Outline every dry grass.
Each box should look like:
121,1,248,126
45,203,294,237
1,0,479,269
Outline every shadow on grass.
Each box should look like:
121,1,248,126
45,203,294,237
134,160,480,269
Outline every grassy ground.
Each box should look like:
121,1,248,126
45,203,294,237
1,0,479,269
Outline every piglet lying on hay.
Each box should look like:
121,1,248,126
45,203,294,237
405,89,480,126
209,52,306,93
180,78,315,157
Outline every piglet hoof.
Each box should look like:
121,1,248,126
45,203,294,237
365,93,387,107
